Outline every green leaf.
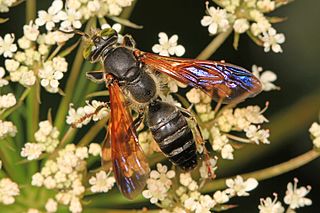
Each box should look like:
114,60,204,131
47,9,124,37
109,16,143,29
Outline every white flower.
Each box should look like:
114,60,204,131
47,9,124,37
0,34,17,58
17,36,31,49
309,122,320,148
259,194,284,213
225,175,258,197
257,0,276,12
260,28,285,53
233,19,250,33
283,178,312,209
32,172,44,187
245,125,270,144
213,190,230,204
221,144,234,159
45,198,58,213
0,0,17,12
21,143,45,160
0,120,17,139
252,65,279,91
0,67,9,87
38,59,67,93
180,173,198,191
75,147,88,159
89,171,115,193
34,120,60,153
0,93,16,110
89,143,101,156
309,122,320,138
59,8,82,30
143,163,175,203
69,197,82,213
201,4,230,35
152,32,185,57
23,21,40,41
0,178,20,205
35,0,64,31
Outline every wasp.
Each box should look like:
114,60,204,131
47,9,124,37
68,28,262,199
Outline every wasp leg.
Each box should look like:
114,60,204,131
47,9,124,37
132,109,145,130
71,103,109,128
179,107,216,179
122,34,136,48
86,70,105,83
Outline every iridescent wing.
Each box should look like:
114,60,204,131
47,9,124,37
135,51,262,103
106,79,149,199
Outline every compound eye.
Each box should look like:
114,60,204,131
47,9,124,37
83,43,94,60
100,28,117,38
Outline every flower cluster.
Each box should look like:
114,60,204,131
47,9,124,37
38,57,68,93
0,93,16,111
201,0,287,53
142,163,175,204
89,170,116,193
186,88,269,160
149,169,258,213
0,120,17,140
309,122,320,148
0,0,18,13
31,143,104,213
66,100,109,128
21,120,60,160
258,178,312,212
0,178,20,205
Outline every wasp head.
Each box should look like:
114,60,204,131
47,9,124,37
82,28,118,63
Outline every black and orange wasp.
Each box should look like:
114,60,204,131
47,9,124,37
68,28,262,199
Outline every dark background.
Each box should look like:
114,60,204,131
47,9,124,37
1,0,320,212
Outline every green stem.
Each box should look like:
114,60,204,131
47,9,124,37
77,117,109,147
197,28,233,60
55,18,95,131
26,0,36,22
201,149,320,193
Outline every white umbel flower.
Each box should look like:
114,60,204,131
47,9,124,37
0,67,9,87
45,198,58,213
59,8,82,30
283,178,312,209
21,143,45,160
88,143,101,156
0,93,16,110
258,194,284,213
23,21,40,41
0,178,20,205
201,4,230,35
35,0,64,31
233,18,250,34
0,0,17,12
152,32,185,57
89,171,115,193
225,175,258,197
260,28,285,53
0,120,17,139
309,122,320,148
252,65,279,91
0,34,17,58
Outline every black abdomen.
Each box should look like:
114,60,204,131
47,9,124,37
147,101,197,171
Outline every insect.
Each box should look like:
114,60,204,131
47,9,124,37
68,28,262,199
